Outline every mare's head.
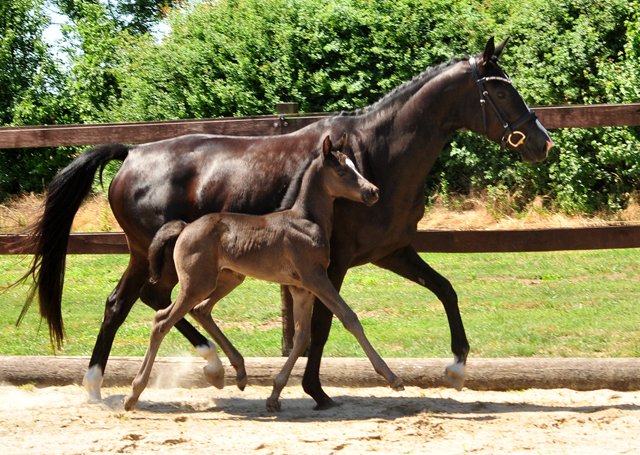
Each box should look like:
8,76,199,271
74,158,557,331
467,37,553,162
320,134,379,206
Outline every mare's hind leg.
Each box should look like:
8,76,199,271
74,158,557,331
189,270,248,390
266,287,314,412
84,254,148,401
83,253,214,401
374,246,469,390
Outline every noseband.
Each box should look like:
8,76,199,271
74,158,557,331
469,56,538,149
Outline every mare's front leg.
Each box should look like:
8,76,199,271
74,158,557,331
266,287,315,412
374,245,469,390
303,271,403,391
299,258,349,410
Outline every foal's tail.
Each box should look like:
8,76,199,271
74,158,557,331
8,143,130,350
148,220,188,285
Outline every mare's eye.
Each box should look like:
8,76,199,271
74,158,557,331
496,90,507,99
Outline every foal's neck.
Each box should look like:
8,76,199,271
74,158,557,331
289,158,335,234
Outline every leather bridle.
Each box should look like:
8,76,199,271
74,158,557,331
469,56,538,149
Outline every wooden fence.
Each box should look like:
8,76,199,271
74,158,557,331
1,103,640,255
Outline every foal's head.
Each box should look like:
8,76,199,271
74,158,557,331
321,134,379,207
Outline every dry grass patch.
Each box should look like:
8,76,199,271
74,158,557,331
4,191,640,234
1,192,120,233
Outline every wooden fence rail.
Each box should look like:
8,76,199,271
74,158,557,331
1,103,639,149
1,103,640,256
3,224,640,255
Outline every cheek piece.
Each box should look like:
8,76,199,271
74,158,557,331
469,56,538,151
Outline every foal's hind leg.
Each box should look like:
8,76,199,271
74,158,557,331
266,287,315,412
189,270,248,390
124,288,208,411
139,263,226,389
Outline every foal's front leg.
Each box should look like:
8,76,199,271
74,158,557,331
266,287,315,411
304,272,404,391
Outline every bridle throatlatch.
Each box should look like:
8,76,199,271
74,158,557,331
469,56,538,150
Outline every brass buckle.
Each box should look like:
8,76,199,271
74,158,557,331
507,131,526,148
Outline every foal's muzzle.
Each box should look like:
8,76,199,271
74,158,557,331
362,187,380,206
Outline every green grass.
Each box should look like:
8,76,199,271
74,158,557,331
1,250,639,358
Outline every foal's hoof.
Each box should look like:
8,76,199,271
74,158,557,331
390,376,405,391
123,394,138,412
236,371,248,391
266,398,281,412
204,363,225,390
445,363,467,391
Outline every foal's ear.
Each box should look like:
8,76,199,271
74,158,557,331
322,135,332,158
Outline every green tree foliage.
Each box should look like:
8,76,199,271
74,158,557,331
0,0,77,197
2,0,640,213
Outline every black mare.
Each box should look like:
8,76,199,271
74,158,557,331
15,37,552,407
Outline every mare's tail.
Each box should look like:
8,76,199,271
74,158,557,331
9,143,130,349
148,220,188,285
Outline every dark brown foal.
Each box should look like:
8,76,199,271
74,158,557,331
124,136,403,412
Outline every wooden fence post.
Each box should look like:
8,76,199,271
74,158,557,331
276,103,299,356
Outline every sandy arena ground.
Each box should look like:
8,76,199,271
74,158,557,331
2,383,640,455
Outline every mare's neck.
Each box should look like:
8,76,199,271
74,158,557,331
361,59,474,172
290,158,335,236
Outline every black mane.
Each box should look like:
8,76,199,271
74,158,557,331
337,57,466,116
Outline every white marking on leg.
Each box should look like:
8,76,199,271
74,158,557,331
196,340,225,389
83,365,104,402
444,358,467,391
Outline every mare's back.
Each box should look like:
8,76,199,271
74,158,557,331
110,132,322,235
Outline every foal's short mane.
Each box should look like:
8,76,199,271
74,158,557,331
337,57,466,117
275,157,313,212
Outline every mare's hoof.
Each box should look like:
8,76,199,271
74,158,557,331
313,397,337,411
444,363,467,391
123,395,138,412
204,364,225,390
266,398,281,412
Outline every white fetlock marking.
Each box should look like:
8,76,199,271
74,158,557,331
445,360,467,391
446,361,466,379
83,365,104,402
196,340,225,388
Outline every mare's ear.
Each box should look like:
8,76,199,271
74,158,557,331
493,37,509,61
481,36,496,65
322,135,332,159
340,133,348,151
